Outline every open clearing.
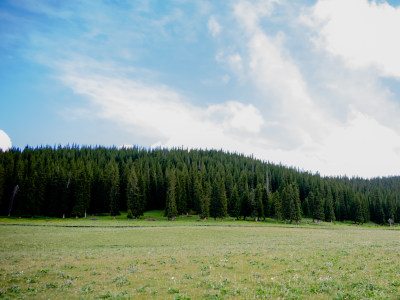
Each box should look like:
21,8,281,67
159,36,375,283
0,216,399,299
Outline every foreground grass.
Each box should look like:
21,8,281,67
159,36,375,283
0,218,399,299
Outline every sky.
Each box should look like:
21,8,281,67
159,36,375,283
1,0,400,178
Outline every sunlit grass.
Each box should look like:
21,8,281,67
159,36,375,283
0,215,399,299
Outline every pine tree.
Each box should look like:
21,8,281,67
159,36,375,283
254,184,264,221
71,162,90,218
273,191,282,222
210,179,219,220
199,180,210,219
354,195,364,224
290,183,302,225
324,191,335,222
311,191,324,223
218,178,228,219
193,172,203,214
302,197,310,218
240,183,251,220
210,176,227,220
281,184,291,222
262,185,271,219
165,169,177,220
106,160,120,217
230,184,241,220
126,167,142,218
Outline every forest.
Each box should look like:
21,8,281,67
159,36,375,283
0,145,399,225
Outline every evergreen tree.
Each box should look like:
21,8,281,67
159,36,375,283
126,167,142,218
290,183,302,224
199,180,210,219
302,197,310,218
240,183,251,220
311,191,324,223
106,160,120,217
354,195,364,224
254,184,264,221
165,169,177,220
210,176,227,220
71,162,91,218
230,184,241,220
262,185,271,220
324,191,335,222
281,184,291,222
272,191,282,222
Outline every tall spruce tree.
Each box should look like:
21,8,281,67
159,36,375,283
230,184,241,220
199,180,210,219
254,184,264,221
324,190,335,222
126,167,142,218
311,191,324,223
210,176,227,220
106,160,120,217
165,169,177,220
290,183,302,225
273,191,282,222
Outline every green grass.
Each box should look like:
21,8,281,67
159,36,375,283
1,210,394,228
0,214,399,299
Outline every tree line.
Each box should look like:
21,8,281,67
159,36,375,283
0,145,399,225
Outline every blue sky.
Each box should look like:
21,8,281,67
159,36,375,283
1,0,400,178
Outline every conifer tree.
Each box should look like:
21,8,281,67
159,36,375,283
354,195,364,224
199,180,210,219
193,172,203,214
210,176,227,220
71,162,90,218
210,179,219,220
240,183,251,220
324,190,335,222
273,191,282,222
290,183,302,224
262,185,271,220
218,178,228,219
165,169,177,220
281,185,291,222
230,184,241,220
254,184,264,221
106,160,120,217
126,167,142,218
311,191,324,223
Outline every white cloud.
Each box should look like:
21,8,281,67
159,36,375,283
209,0,400,177
0,130,12,151
206,101,264,134
207,16,221,37
309,109,400,177
61,70,266,154
231,0,330,146
304,0,400,79
233,0,280,31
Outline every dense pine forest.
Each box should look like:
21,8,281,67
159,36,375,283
0,146,399,225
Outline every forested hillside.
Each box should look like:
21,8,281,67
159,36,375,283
0,146,399,224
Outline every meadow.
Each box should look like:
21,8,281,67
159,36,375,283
0,212,399,299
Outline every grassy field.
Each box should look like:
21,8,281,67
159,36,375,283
0,213,399,299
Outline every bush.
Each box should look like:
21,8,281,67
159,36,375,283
127,209,133,219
